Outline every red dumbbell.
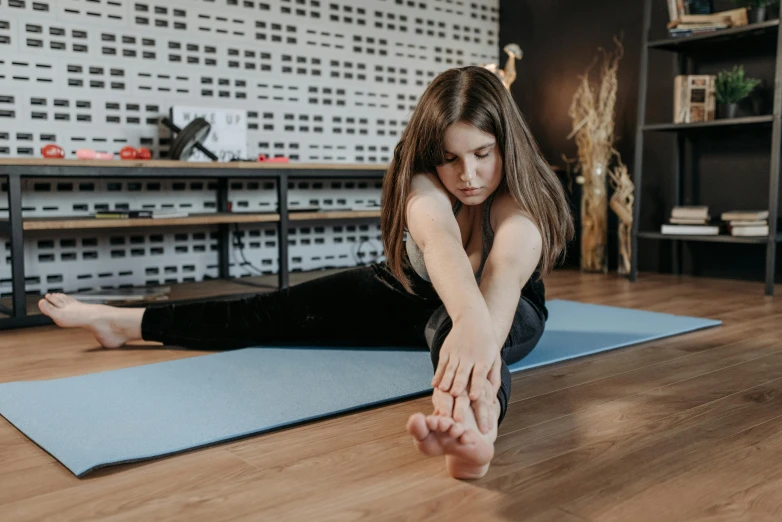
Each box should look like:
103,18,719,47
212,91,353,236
120,146,137,160
41,144,65,159
136,147,152,160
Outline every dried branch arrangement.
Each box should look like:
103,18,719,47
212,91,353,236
567,35,625,273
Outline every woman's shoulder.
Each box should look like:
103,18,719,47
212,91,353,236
489,186,526,222
409,172,455,205
489,187,541,239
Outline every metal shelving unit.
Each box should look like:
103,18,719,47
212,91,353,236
0,159,386,329
631,2,782,295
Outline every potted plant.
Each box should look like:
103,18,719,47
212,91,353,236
734,0,780,23
715,65,761,119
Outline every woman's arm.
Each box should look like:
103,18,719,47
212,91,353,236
407,173,499,400
477,192,544,349
406,173,492,328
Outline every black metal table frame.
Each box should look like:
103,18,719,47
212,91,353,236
1,163,386,329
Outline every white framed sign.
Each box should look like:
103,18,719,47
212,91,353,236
171,106,248,162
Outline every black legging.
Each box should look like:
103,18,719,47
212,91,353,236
141,262,546,426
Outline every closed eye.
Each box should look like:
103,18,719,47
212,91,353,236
443,151,489,163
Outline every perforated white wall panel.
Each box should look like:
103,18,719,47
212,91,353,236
0,0,499,296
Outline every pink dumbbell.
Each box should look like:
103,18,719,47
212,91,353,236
76,149,114,160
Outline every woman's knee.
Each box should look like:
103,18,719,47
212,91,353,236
501,299,545,365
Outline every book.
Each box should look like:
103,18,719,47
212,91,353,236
671,205,710,219
730,225,769,237
71,286,171,304
667,0,677,22
728,220,768,227
721,210,769,221
674,75,716,123
661,224,720,235
668,7,747,28
670,217,711,224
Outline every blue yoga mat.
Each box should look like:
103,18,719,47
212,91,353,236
0,300,720,477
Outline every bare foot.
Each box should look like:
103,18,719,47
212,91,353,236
37,293,144,349
407,388,499,480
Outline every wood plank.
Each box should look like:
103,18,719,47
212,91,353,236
371,353,782,521
509,299,777,400
289,210,381,220
564,414,782,521
1,210,381,231
503,324,782,434
0,158,388,170
511,286,771,383
0,449,261,519
15,212,280,231
0,269,780,521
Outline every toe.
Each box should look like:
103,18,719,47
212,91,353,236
448,422,467,439
38,299,51,314
437,416,454,432
406,413,429,441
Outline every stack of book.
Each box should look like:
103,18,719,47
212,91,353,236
666,7,748,38
721,210,770,237
661,206,720,235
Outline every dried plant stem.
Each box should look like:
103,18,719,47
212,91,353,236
609,158,634,275
568,36,624,273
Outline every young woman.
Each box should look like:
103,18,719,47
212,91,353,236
38,65,573,480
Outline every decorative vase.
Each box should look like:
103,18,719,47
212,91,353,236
717,102,738,119
580,161,608,273
750,6,767,23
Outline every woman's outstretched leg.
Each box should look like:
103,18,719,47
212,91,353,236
407,296,545,479
38,293,144,348
39,263,440,351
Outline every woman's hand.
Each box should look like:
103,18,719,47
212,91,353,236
431,313,502,401
432,383,496,434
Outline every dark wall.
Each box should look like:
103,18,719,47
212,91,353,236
500,0,781,282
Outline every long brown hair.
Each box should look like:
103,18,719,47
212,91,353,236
381,65,574,293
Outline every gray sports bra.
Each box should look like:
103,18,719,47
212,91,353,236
405,191,497,283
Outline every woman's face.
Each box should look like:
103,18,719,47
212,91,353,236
435,121,503,206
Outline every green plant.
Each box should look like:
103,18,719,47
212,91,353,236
715,65,761,104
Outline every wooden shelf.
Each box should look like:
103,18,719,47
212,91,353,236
0,212,280,232
647,19,779,52
289,210,381,221
643,115,774,132
0,210,382,233
0,158,389,171
637,231,779,244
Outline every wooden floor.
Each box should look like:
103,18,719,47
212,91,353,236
2,269,782,521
